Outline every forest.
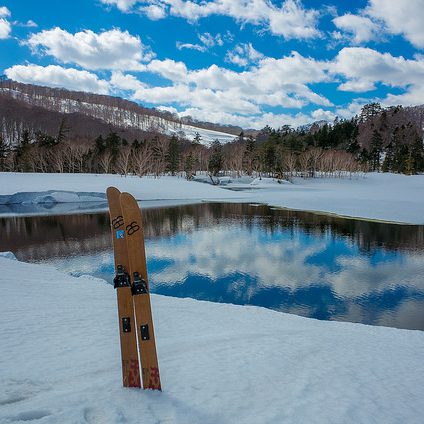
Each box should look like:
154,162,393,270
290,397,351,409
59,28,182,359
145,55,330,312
0,82,423,181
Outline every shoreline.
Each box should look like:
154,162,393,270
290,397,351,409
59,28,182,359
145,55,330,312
0,171,423,224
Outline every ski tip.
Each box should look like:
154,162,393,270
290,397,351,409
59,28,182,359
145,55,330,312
106,186,120,199
120,192,136,203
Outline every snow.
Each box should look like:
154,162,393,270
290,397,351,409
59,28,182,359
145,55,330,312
1,87,237,146
172,124,237,145
0,255,423,424
0,172,423,224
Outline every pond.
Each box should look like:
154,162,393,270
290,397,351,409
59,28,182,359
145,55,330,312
1,202,423,331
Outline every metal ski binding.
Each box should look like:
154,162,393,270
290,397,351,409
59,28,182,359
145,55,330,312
114,265,131,288
131,272,148,295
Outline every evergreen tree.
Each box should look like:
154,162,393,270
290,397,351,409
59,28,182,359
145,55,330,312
95,135,106,153
166,135,180,176
105,131,121,158
261,141,276,175
16,130,32,172
0,134,7,171
242,135,256,175
382,141,394,172
410,136,424,174
208,139,223,176
56,119,69,144
184,152,194,180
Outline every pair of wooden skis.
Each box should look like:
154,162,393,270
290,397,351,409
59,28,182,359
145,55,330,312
106,187,161,390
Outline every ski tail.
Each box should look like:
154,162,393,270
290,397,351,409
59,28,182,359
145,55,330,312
106,187,141,388
120,192,162,391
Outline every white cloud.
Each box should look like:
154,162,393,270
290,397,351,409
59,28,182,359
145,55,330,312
268,0,321,39
311,108,336,122
139,4,167,20
0,6,11,39
225,43,264,67
5,64,110,94
178,107,314,129
110,70,146,91
332,47,424,93
367,0,424,48
0,17,10,39
15,19,38,28
147,59,188,82
333,1,424,49
102,0,321,40
100,0,138,12
0,6,10,18
110,49,332,126
176,32,228,52
332,13,381,44
176,41,206,52
27,27,154,71
384,85,424,106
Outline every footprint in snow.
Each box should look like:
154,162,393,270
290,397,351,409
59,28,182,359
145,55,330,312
7,410,51,422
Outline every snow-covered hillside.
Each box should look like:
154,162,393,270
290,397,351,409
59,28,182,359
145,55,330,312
0,83,237,145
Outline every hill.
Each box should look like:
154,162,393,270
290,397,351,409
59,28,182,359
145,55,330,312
0,79,238,146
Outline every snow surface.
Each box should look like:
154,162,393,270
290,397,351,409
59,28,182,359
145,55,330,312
0,172,423,224
172,123,237,145
0,255,423,424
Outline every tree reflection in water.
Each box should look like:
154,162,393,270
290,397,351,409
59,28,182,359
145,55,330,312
1,203,423,330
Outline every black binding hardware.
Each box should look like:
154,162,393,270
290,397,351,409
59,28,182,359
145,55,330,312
140,324,150,341
114,265,131,289
131,272,148,295
122,317,131,333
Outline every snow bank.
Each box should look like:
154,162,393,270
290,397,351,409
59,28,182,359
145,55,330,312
0,172,423,224
0,173,246,203
0,255,423,423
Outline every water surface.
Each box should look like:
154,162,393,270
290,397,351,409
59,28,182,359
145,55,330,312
1,203,423,330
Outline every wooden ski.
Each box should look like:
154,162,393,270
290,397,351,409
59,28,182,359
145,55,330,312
120,192,162,390
106,187,141,388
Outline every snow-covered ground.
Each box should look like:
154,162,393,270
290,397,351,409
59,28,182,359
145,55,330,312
1,253,423,424
0,172,423,224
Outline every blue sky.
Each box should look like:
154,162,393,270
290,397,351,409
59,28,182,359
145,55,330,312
1,0,423,128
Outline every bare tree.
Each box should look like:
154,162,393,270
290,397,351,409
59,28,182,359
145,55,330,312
115,146,132,176
98,151,113,174
132,144,153,177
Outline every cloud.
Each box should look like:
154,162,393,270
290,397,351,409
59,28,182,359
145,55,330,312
332,13,381,44
366,0,424,49
176,31,229,53
225,43,264,67
110,49,332,126
267,0,321,39
0,6,11,39
139,4,167,20
100,0,138,12
27,27,154,70
5,64,110,94
13,19,38,28
101,0,322,40
0,17,10,39
332,47,424,95
333,1,424,49
0,6,10,18
176,41,206,52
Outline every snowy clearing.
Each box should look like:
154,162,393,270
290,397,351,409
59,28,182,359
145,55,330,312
0,172,423,224
0,254,423,424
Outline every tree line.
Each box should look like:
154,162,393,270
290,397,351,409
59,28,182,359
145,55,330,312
0,103,423,179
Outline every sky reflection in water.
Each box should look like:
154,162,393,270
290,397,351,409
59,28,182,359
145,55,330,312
1,203,423,330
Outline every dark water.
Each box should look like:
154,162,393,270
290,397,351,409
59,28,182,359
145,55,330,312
1,203,423,330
